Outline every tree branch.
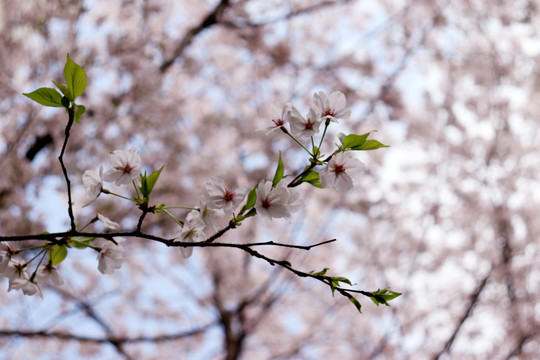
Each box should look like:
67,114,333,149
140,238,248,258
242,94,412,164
433,270,491,360
159,0,231,73
59,107,76,231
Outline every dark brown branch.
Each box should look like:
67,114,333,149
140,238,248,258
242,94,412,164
0,231,335,252
159,0,230,73
59,107,76,231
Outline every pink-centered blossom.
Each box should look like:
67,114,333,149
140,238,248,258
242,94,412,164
97,238,124,275
265,103,292,135
35,264,65,286
205,177,246,214
288,104,322,140
255,180,303,220
3,260,26,283
320,152,364,192
199,196,224,230
312,91,351,123
175,210,207,258
82,166,103,206
103,147,142,186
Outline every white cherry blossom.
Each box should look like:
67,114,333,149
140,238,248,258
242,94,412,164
288,104,322,140
199,196,224,230
255,180,303,220
8,278,42,297
35,264,65,286
103,147,142,186
205,177,246,214
265,103,291,136
312,91,351,123
96,238,124,275
175,210,207,258
320,152,364,191
82,166,103,206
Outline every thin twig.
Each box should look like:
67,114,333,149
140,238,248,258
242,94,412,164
59,107,76,231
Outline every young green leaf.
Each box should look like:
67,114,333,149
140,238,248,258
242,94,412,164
272,152,284,187
49,245,68,265
64,53,87,100
141,166,164,197
68,236,95,249
74,105,86,122
53,81,71,99
309,267,330,276
342,133,370,149
23,88,63,107
356,139,389,151
240,183,258,213
332,276,353,286
299,170,321,188
370,289,402,306
347,295,363,313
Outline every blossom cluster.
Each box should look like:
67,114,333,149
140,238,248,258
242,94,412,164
268,90,364,191
174,177,304,258
0,242,63,297
83,147,142,205
7,83,385,299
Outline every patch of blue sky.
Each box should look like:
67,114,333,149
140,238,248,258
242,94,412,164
25,175,70,232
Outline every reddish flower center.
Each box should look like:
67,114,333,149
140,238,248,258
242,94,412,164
323,107,335,117
223,190,234,202
305,119,313,130
122,164,133,174
272,118,285,127
334,164,346,176
262,197,271,209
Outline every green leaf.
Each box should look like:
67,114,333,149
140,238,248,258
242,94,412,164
53,81,71,99
240,183,258,213
64,53,87,100
23,87,63,107
146,166,163,195
49,245,67,265
329,279,339,296
309,267,329,276
342,133,370,149
348,295,363,313
74,105,86,122
68,236,95,249
299,170,321,188
370,289,402,306
140,166,164,198
272,152,284,187
332,276,353,286
357,139,389,151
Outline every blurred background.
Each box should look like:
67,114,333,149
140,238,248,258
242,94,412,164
0,0,539,359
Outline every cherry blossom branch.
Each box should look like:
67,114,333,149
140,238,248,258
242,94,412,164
0,231,335,251
59,107,76,231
